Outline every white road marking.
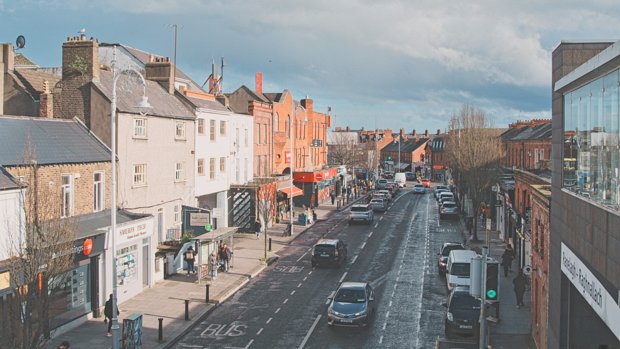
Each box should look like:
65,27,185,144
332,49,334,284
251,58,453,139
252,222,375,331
245,339,254,349
361,242,366,249
391,290,395,297
308,271,313,275
275,308,281,314
379,217,383,221
386,310,390,318
266,317,272,324
303,276,307,281
297,283,303,288
374,222,379,228
350,255,358,264
256,328,264,335
382,322,387,330
398,270,401,276
379,336,384,344
339,272,348,283
297,315,322,349
389,300,393,307
283,299,289,304
296,252,308,263
396,276,400,282
291,290,296,295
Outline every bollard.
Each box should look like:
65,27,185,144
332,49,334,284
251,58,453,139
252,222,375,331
185,299,190,321
158,318,163,341
205,284,210,303
269,238,272,251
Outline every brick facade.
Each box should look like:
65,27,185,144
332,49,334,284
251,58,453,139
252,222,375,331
530,184,551,349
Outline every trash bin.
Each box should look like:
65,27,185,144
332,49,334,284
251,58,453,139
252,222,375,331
298,213,307,226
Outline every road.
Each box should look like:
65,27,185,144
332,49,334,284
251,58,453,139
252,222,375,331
173,185,464,349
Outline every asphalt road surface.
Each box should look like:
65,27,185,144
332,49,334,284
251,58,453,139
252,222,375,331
173,185,464,349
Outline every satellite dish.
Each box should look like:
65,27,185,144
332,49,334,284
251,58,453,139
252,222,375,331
15,35,26,49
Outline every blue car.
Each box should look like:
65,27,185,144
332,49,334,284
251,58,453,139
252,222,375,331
328,282,376,327
413,184,426,194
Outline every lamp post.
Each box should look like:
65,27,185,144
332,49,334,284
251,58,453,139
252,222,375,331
289,97,294,236
110,46,151,349
394,136,401,173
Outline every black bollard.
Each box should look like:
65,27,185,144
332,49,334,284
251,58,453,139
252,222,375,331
205,284,210,303
185,299,190,320
158,318,163,341
269,238,272,251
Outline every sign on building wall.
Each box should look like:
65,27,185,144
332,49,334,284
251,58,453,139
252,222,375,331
190,213,210,226
561,242,620,341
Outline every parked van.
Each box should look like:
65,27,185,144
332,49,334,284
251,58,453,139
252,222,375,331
394,173,406,187
446,250,478,291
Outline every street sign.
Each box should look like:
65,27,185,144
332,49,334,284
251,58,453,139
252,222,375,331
212,208,223,218
204,224,213,232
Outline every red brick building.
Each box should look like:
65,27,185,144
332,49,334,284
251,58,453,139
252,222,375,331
530,184,551,349
501,120,552,171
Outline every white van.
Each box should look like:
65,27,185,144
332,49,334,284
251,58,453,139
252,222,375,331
446,250,478,291
394,173,406,187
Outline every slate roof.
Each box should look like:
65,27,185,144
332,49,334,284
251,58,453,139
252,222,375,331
185,96,230,112
0,116,111,166
382,138,429,153
94,70,195,120
74,209,150,239
263,92,284,103
13,68,61,96
0,166,21,191
506,123,552,141
429,137,445,151
14,53,37,68
226,85,271,114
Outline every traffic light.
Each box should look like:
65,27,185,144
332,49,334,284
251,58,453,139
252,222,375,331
387,156,392,161
485,261,499,301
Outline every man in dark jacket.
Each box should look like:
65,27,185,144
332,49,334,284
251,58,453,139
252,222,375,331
104,294,119,336
512,269,527,308
501,249,514,277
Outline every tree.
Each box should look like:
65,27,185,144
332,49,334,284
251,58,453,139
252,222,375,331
328,131,378,180
2,157,76,348
257,183,276,260
444,104,504,241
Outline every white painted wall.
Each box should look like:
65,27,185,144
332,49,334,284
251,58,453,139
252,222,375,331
0,187,25,261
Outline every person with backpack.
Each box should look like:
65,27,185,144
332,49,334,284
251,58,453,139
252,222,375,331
184,246,196,276
104,294,119,337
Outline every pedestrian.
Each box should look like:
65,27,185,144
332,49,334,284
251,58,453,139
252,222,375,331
58,341,71,349
506,244,515,272
209,250,218,280
184,246,196,276
104,293,119,337
255,218,262,240
513,269,527,308
330,191,335,205
312,209,317,222
501,249,514,277
221,243,232,272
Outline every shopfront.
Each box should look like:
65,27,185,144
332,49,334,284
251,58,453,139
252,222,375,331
293,168,338,208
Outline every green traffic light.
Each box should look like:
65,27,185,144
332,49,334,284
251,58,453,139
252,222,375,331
486,290,497,299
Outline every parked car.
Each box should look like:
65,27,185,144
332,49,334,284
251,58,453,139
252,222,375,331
394,173,406,187
405,172,416,181
311,239,347,267
435,188,450,200
436,185,450,192
437,242,466,275
376,190,392,202
439,196,456,209
438,192,455,204
327,282,376,327
420,178,431,187
443,286,481,339
376,179,388,190
440,201,458,219
413,184,426,194
370,198,387,212
349,204,374,225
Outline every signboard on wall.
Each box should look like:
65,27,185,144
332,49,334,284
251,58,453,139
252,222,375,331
190,213,210,226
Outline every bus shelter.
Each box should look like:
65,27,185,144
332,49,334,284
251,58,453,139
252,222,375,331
192,227,238,283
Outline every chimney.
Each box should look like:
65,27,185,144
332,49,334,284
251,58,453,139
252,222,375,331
39,80,54,118
424,129,429,137
145,56,174,94
255,72,263,95
346,126,350,132
301,98,313,115
400,128,404,137
412,129,417,137
59,35,99,123
436,129,440,135
0,44,14,115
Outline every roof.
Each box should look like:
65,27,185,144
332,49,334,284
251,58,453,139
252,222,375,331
382,138,429,153
185,96,230,112
339,282,367,289
13,68,61,96
94,70,194,120
0,166,21,190
429,137,445,151
226,85,272,114
263,92,284,103
74,209,151,239
505,123,552,142
0,116,111,166
13,53,37,68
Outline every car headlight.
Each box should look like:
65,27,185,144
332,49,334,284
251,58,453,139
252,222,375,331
328,308,342,316
354,310,368,317
447,312,454,322
449,282,456,288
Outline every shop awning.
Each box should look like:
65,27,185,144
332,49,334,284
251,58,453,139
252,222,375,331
193,227,238,243
278,185,304,198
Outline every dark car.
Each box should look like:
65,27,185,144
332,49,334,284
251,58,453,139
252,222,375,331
437,242,466,275
443,286,481,339
405,172,416,181
311,239,347,267
327,282,376,327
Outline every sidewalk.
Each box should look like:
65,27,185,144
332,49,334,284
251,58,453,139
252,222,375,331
461,217,533,349
45,195,366,349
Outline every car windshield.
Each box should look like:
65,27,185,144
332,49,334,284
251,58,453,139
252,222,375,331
450,263,470,277
314,245,335,254
442,245,465,256
371,199,383,204
450,293,481,311
351,206,369,212
414,184,424,188
334,288,366,303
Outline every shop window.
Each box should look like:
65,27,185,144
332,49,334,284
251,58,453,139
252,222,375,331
116,244,138,286
47,264,91,329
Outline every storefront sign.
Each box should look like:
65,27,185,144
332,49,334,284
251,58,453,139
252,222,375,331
52,234,106,261
561,243,620,341
190,213,210,226
117,220,152,245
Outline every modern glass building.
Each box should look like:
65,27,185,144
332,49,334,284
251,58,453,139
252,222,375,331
551,41,620,349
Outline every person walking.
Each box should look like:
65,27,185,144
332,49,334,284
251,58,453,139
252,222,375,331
506,244,515,272
513,269,527,308
255,219,262,240
184,246,196,276
501,249,514,277
330,191,336,205
104,294,119,337
221,243,232,272
209,250,219,280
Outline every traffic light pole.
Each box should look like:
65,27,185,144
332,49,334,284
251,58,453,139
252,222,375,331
479,246,488,349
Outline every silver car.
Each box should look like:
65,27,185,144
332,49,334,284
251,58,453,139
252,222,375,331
327,282,376,327
370,198,387,212
413,184,425,194
440,201,459,219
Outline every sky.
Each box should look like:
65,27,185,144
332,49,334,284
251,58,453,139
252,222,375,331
1,0,620,132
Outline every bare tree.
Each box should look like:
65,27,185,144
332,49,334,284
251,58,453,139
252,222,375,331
2,155,76,348
444,104,504,241
257,184,276,260
328,132,378,180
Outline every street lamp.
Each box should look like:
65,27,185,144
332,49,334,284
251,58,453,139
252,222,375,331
110,46,151,349
394,136,401,173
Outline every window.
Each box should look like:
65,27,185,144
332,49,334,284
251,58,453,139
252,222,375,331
245,128,248,146
210,120,216,141
175,162,185,181
244,158,248,182
236,158,240,183
220,120,226,136
220,157,226,173
256,124,261,144
286,116,290,138
93,172,104,212
209,158,215,180
175,121,186,139
197,119,205,135
197,159,205,176
61,174,74,218
133,164,146,186
540,148,544,160
274,113,279,132
174,204,181,224
133,118,147,138
263,124,268,144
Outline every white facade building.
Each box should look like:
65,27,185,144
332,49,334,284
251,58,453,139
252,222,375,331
0,170,24,262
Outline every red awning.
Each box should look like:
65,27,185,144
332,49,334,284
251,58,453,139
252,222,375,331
279,186,304,198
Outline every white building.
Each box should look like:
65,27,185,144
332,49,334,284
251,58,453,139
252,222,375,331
0,168,24,262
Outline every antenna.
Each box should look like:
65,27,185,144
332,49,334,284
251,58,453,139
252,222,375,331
220,57,225,94
15,35,26,50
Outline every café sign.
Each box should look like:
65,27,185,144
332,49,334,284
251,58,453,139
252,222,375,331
561,242,620,341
